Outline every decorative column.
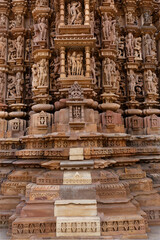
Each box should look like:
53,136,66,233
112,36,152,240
60,47,66,78
0,0,9,137
139,0,159,134
84,0,90,25
99,0,124,133
85,46,91,77
28,0,53,135
6,0,27,138
59,0,65,26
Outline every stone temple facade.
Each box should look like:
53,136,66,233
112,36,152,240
1,0,160,239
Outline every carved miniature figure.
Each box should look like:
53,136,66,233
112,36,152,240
144,34,152,56
32,63,39,89
0,14,6,28
68,50,84,76
143,11,152,25
145,70,158,94
38,17,48,41
8,39,16,61
16,14,22,28
126,12,135,24
126,32,134,56
128,70,136,96
7,76,16,98
16,36,23,58
134,37,142,60
68,1,83,25
16,72,23,96
104,58,112,85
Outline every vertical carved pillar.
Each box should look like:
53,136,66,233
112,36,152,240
28,0,53,135
0,1,10,137
60,47,66,78
85,46,91,77
84,0,90,25
59,0,65,26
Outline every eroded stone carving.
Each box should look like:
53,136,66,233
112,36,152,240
67,1,83,25
67,50,84,76
32,59,49,89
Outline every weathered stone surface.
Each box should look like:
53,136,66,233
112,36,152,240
56,217,100,237
63,171,92,185
54,200,97,217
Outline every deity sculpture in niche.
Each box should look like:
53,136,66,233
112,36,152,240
143,11,152,25
67,1,83,25
39,17,48,41
16,36,23,58
0,14,6,28
33,17,48,45
16,72,23,97
32,59,48,89
144,34,152,56
126,12,135,25
15,14,22,28
7,76,16,98
8,39,16,61
67,50,84,76
128,70,136,97
0,37,6,58
145,70,158,94
103,58,119,90
50,55,60,81
126,32,134,57
134,37,142,60
102,13,116,43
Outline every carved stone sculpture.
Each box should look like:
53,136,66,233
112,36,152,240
128,70,136,96
16,36,23,58
8,39,16,61
102,13,116,43
126,32,134,57
145,70,158,94
143,11,152,25
67,50,83,76
32,59,49,88
134,37,142,60
15,14,22,28
144,34,152,56
126,11,135,25
39,17,48,41
7,76,16,98
33,18,48,45
103,58,117,88
68,1,83,25
16,72,23,96
0,14,6,28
